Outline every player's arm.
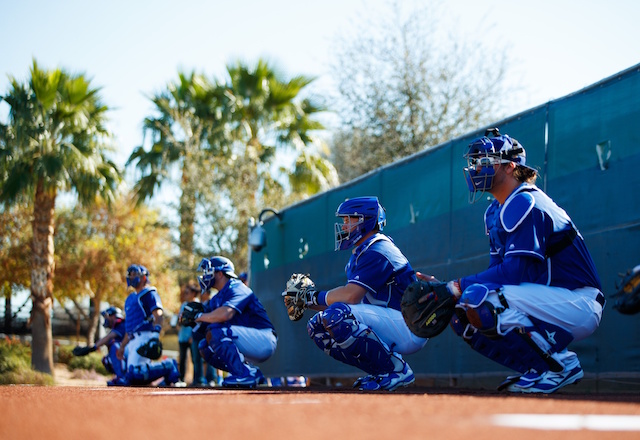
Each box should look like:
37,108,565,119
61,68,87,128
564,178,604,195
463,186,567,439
94,331,117,349
152,308,164,330
195,305,236,324
322,283,367,308
116,333,129,360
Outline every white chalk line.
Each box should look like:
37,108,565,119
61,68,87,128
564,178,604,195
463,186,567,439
492,414,640,431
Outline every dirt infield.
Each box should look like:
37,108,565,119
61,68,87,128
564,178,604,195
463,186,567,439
2,383,640,440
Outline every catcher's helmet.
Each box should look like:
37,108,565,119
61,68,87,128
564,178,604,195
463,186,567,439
100,306,124,328
126,264,149,288
101,306,124,328
463,128,534,202
334,196,386,251
197,256,238,292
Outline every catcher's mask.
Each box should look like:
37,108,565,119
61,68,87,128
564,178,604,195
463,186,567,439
334,196,386,251
463,128,535,203
197,256,238,292
126,264,149,288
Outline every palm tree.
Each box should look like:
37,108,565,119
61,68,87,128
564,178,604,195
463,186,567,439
220,59,338,266
0,60,121,374
126,71,222,283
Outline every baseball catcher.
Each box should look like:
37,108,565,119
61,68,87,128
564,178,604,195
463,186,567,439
611,264,640,314
401,280,457,339
116,264,184,386
414,129,605,394
71,306,128,386
193,255,277,388
282,273,318,321
289,197,428,391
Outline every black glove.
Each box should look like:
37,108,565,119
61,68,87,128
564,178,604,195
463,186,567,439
179,301,205,327
136,337,163,360
611,265,640,314
401,280,457,338
72,345,97,357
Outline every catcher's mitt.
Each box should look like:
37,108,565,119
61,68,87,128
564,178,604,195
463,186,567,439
282,273,317,321
611,265,640,315
401,280,457,338
72,345,97,357
136,337,163,360
179,301,205,327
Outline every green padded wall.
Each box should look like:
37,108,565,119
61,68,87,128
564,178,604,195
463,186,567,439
250,64,640,380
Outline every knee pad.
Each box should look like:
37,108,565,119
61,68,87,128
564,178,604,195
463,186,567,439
319,303,359,343
307,303,358,352
458,284,505,338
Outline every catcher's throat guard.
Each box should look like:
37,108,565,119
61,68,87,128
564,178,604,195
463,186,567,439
401,280,456,339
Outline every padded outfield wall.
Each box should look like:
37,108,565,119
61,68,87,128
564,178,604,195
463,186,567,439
249,63,640,382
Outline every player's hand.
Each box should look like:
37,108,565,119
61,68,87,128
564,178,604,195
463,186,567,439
416,272,440,283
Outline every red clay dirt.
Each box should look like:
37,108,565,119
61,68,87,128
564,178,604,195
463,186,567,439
1,367,640,440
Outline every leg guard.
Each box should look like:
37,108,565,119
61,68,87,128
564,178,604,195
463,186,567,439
307,303,404,375
200,325,254,377
102,356,115,374
103,343,125,378
450,304,573,374
126,359,180,385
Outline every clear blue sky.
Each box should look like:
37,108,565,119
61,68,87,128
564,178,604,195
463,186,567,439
2,0,639,168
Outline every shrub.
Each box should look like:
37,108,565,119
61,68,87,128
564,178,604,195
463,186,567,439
0,337,54,385
67,352,109,375
56,344,75,365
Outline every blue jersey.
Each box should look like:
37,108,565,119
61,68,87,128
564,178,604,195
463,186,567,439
345,233,416,311
108,320,126,347
203,278,274,330
461,184,602,291
124,286,163,335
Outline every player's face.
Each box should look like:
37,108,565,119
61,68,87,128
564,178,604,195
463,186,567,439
341,216,360,233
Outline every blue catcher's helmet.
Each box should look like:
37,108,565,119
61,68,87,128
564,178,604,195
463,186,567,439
334,196,386,251
463,128,533,203
101,306,124,328
126,264,149,288
197,256,238,292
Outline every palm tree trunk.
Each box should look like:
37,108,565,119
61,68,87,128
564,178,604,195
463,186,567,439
30,181,56,375
178,161,196,284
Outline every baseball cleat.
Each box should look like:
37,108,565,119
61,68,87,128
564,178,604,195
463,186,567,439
506,366,583,394
356,363,415,391
499,369,542,391
353,375,376,389
107,377,129,387
222,370,267,389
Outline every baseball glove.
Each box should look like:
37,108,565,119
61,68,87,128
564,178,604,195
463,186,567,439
72,345,97,357
179,301,205,327
136,337,163,360
611,265,640,315
401,280,457,338
282,273,317,321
